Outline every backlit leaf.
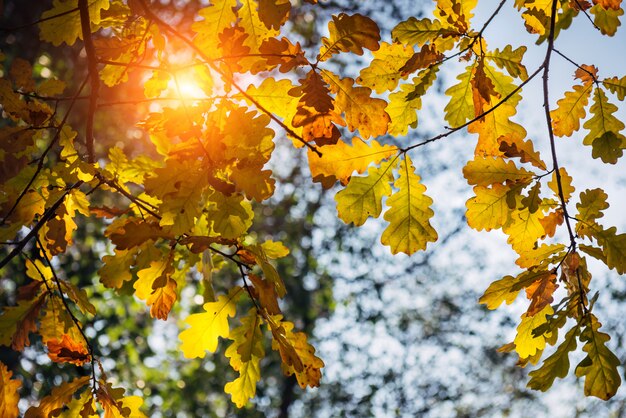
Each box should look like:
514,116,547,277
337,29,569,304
381,155,438,255
0,362,20,418
575,314,621,400
335,159,396,226
319,13,380,62
179,287,242,358
528,326,579,391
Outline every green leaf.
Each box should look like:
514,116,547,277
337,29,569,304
444,63,475,127
335,159,396,226
575,314,621,400
381,155,437,255
485,45,528,81
391,17,443,47
528,326,579,392
603,75,626,101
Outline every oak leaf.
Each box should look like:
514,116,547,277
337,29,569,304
381,155,438,255
179,287,242,358
514,305,553,359
0,362,20,418
528,326,579,391
575,314,621,400
47,334,91,366
318,13,380,62
323,72,390,139
24,376,91,418
335,159,396,226
307,137,397,186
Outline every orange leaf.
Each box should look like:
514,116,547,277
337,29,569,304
47,334,91,366
0,362,21,418
574,64,599,85
525,272,558,316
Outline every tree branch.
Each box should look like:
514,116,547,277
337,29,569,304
78,0,100,164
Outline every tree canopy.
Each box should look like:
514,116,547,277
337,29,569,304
1,0,625,416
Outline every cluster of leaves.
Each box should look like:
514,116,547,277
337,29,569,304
0,0,625,415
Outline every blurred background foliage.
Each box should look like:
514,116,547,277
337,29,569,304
1,0,626,417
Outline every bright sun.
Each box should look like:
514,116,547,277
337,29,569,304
174,75,206,99
168,66,211,101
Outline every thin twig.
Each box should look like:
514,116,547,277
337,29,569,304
541,0,587,315
0,183,82,270
0,7,79,32
402,63,544,153
135,0,322,157
36,237,98,391
0,76,89,226
78,0,100,164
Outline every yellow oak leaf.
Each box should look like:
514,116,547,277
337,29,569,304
318,13,380,62
479,275,521,309
503,207,546,255
57,389,97,418
24,376,91,418
238,0,280,72
515,243,566,269
547,167,575,202
244,78,299,128
514,305,553,359
225,358,261,408
575,189,609,238
356,42,414,93
144,70,170,99
99,248,137,289
224,309,265,408
381,155,438,255
445,63,475,127
465,184,511,231
230,163,275,202
307,137,398,186
134,257,177,320
335,159,396,226
386,82,422,136
551,83,593,137
267,316,324,388
468,99,527,158
434,0,478,32
463,156,534,186
192,0,237,57
179,287,242,358
0,362,21,418
323,72,390,139
39,0,110,46
528,326,580,392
